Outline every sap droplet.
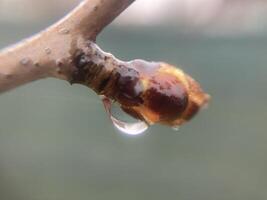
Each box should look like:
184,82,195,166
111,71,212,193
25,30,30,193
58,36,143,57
100,96,148,135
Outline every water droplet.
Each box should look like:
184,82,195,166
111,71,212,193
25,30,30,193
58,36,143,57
100,96,148,135
45,48,51,55
20,58,30,66
172,126,180,131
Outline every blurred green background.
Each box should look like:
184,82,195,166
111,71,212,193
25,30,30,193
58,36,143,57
1,1,267,200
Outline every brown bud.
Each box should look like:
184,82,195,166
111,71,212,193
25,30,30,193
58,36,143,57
72,45,209,128
115,60,210,127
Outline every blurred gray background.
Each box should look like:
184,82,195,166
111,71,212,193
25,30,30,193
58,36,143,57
1,0,267,200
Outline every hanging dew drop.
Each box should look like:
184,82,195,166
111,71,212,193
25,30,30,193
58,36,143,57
100,96,148,135
172,126,180,131
110,115,148,135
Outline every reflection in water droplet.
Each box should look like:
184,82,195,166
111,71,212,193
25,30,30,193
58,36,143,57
110,115,148,135
172,126,180,131
100,96,148,135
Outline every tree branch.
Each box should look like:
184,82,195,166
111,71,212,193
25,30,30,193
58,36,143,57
0,0,134,93
0,0,210,127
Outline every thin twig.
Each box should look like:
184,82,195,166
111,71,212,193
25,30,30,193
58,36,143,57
0,0,210,127
0,0,134,93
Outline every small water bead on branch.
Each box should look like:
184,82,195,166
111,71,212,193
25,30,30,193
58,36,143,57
71,42,210,133
0,0,209,133
101,95,149,135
